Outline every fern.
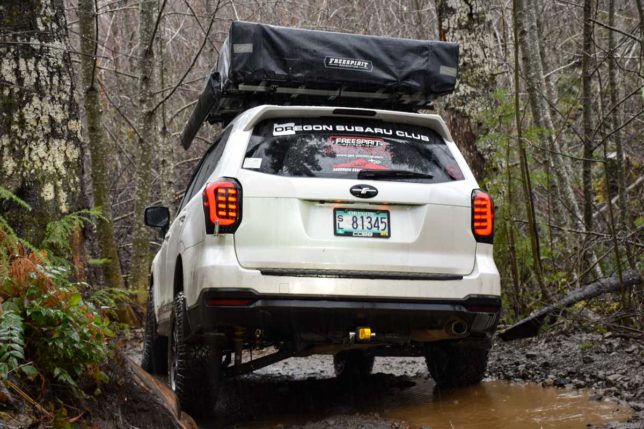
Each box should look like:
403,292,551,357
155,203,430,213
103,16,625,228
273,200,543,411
0,224,38,257
0,218,17,281
0,188,113,395
0,185,31,211
88,287,135,319
0,309,25,379
41,208,103,257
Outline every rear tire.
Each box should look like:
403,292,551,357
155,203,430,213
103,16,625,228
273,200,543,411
425,341,490,388
168,292,221,418
334,350,374,379
141,288,167,375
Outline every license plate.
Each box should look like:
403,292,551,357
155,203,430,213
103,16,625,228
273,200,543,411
334,208,390,238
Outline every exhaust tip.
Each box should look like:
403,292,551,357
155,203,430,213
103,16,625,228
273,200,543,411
449,319,469,336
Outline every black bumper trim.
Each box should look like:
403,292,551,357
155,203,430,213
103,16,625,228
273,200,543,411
186,289,500,341
259,269,464,281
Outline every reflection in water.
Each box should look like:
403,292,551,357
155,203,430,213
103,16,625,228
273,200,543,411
382,379,631,429
201,357,631,429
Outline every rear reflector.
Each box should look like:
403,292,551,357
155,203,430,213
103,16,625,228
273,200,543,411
471,189,494,243
207,299,254,306
203,178,242,234
464,304,499,313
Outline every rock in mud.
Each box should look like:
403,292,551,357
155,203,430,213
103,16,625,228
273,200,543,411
554,378,570,387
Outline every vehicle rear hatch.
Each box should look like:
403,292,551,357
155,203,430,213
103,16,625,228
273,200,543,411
233,116,476,276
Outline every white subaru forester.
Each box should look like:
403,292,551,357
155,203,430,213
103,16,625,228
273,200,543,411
141,104,500,417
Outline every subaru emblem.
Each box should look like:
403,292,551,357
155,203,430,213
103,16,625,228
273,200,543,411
350,184,378,198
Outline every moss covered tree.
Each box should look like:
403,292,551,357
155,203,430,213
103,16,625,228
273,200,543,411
78,0,124,288
433,0,497,178
0,0,83,245
130,0,159,290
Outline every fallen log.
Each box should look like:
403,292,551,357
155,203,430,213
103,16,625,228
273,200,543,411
124,356,198,429
499,270,642,341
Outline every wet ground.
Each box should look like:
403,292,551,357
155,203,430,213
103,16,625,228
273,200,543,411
122,329,642,429
4,328,639,428
198,356,633,429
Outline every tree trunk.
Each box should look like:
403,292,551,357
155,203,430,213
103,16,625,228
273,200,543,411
78,0,125,288
636,0,644,69
516,0,602,280
505,84,523,315
433,0,494,178
532,0,565,234
130,0,158,290
157,12,175,215
0,0,83,244
607,0,636,270
581,0,594,233
513,0,548,300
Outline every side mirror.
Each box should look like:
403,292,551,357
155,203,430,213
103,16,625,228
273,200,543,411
144,206,170,230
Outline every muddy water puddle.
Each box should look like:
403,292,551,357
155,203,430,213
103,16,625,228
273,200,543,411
204,357,632,429
380,379,632,428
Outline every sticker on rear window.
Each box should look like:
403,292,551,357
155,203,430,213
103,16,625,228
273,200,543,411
247,118,464,183
327,135,391,172
330,136,384,147
243,157,262,169
272,122,433,142
273,123,296,136
332,159,388,172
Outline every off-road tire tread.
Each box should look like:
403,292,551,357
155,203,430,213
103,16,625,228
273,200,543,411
170,292,220,418
141,288,167,374
425,341,490,388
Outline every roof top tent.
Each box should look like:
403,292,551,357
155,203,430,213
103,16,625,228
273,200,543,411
180,21,459,149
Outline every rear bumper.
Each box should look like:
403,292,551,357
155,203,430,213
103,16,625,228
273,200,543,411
184,239,500,308
186,289,500,343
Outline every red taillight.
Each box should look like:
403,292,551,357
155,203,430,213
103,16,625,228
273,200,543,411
203,178,242,234
471,190,494,243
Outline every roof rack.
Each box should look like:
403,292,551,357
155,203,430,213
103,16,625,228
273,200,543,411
180,21,459,149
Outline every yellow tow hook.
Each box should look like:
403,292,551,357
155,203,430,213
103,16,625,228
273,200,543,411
350,327,375,343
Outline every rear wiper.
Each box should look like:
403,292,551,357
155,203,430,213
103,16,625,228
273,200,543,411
357,169,434,180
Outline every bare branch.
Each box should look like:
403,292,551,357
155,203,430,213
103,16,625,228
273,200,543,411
90,0,99,87
96,77,142,140
592,84,644,140
151,1,221,113
146,0,167,55
593,108,644,151
589,18,642,44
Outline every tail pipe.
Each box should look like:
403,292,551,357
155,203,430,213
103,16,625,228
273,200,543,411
446,318,470,337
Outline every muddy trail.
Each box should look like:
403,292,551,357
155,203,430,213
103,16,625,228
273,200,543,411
120,330,641,429
200,357,632,429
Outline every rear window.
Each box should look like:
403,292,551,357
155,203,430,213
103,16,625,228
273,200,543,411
244,118,464,183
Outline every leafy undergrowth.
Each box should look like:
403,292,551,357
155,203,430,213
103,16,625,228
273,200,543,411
0,187,136,427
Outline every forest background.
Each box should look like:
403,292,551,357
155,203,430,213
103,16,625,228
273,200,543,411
0,0,642,419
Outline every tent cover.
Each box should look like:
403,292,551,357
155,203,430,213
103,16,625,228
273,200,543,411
181,21,459,149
